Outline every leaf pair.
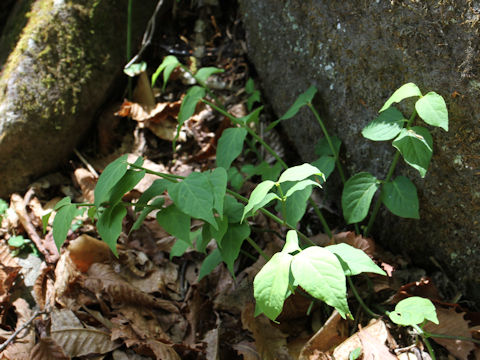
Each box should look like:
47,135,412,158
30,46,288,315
254,231,386,321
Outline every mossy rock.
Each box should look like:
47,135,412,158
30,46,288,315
0,0,156,196
239,0,480,300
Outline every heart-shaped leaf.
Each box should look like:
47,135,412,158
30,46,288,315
415,92,448,131
278,163,323,183
389,297,438,326
380,83,422,112
342,172,379,224
393,127,433,177
382,176,419,219
327,243,386,276
362,107,405,141
216,128,247,169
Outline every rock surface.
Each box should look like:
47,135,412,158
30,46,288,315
0,0,156,197
239,1,480,298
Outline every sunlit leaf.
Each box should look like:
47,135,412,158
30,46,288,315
195,67,224,84
151,55,180,90
327,243,386,276
242,180,276,221
282,230,300,254
415,92,448,131
278,163,323,183
393,126,433,177
380,83,422,112
362,107,405,141
389,297,438,326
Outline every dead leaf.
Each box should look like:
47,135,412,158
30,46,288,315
30,337,69,360
0,298,36,360
241,303,293,360
233,341,261,360
424,307,475,359
141,339,181,360
299,310,348,359
67,234,112,272
33,265,55,310
332,319,396,360
54,251,82,308
73,168,97,203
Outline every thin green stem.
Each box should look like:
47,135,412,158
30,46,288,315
347,277,379,319
307,104,346,183
240,249,257,261
423,331,480,345
412,324,436,360
364,109,418,237
276,184,287,225
246,237,269,261
309,199,332,238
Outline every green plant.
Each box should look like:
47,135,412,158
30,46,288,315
50,56,451,350
8,235,39,257
0,198,7,223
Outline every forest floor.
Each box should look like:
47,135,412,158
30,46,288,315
0,1,478,359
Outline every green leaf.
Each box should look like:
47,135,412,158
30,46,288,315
362,107,405,141
242,180,276,221
156,205,191,242
42,211,52,234
327,243,386,276
53,204,77,250
218,223,250,276
168,172,217,228
282,230,300,254
315,136,342,157
96,203,127,256
8,235,26,248
227,167,244,191
170,240,190,259
195,67,224,84
285,179,321,198
198,248,223,280
0,199,7,214
291,246,350,318
135,179,170,210
254,252,293,320
210,216,229,247
108,169,146,205
247,91,261,112
236,106,263,125
393,127,433,178
382,176,419,219
415,92,448,131
389,297,438,326
94,155,129,207
130,197,165,233
54,196,72,210
349,348,362,360
278,163,323,183
245,78,255,94
223,196,244,223
124,61,147,77
151,55,180,89
268,86,317,130
216,128,247,169
380,83,422,112
252,193,280,216
342,172,379,224
199,225,212,253
277,183,312,227
174,86,206,146
311,156,335,182
207,168,228,217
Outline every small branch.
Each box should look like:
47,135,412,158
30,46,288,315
0,309,46,352
74,149,99,177
245,237,269,261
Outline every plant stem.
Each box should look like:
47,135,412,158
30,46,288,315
246,237,269,261
364,109,417,237
422,331,480,345
309,199,332,238
347,276,379,319
307,104,346,183
276,184,288,225
412,324,436,360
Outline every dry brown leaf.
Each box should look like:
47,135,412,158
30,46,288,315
51,309,120,357
299,310,348,359
233,341,261,360
334,231,376,257
115,100,184,142
33,265,55,310
0,242,21,304
73,168,97,203
391,277,441,303
0,298,35,360
85,263,179,313
241,303,292,360
133,72,156,108
332,319,396,360
67,234,112,272
30,337,69,360
0,241,19,268
424,307,475,359
142,339,181,360
54,251,82,308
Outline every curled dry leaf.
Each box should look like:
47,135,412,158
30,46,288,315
33,265,55,310
139,339,181,360
115,100,184,142
331,319,397,360
0,242,21,304
73,168,96,203
67,234,112,272
30,337,69,360
390,277,441,304
85,263,179,313
299,310,348,360
54,251,82,308
424,307,475,359
334,231,376,257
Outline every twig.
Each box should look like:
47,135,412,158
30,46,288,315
0,309,46,352
73,148,99,177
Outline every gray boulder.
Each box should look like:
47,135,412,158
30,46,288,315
239,1,480,299
0,0,156,197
